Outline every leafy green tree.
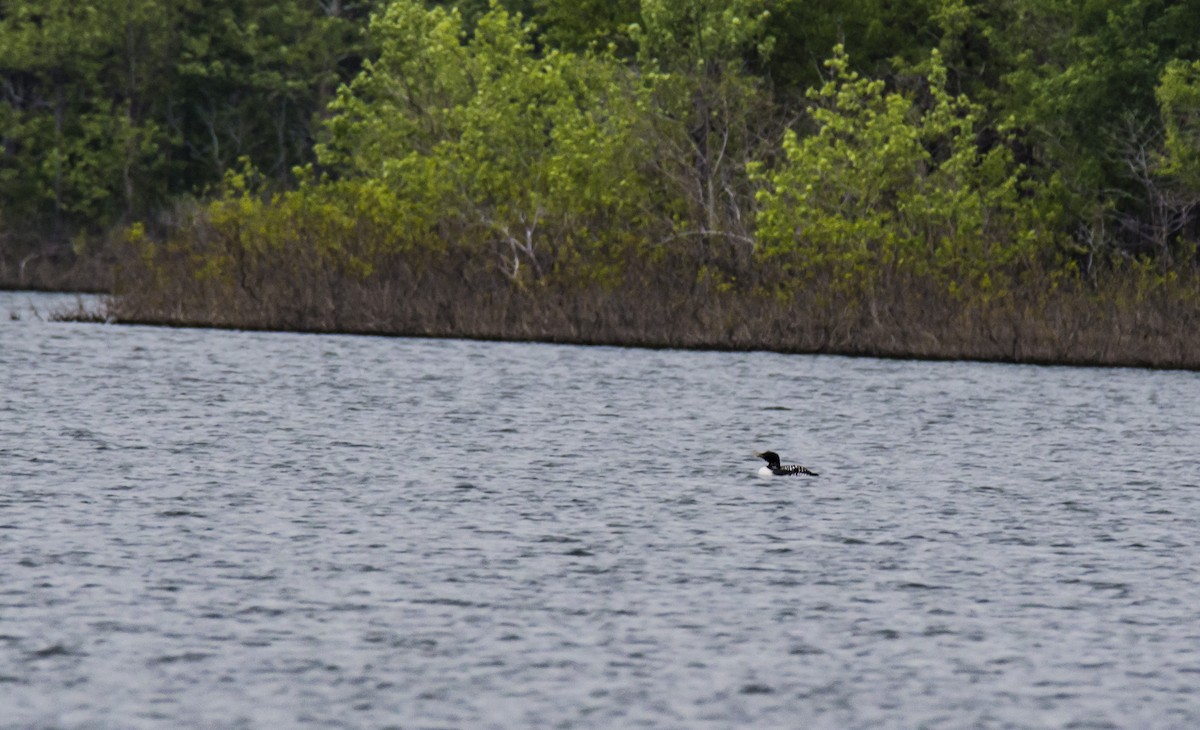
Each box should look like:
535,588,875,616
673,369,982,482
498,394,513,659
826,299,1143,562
763,0,937,93
531,0,639,56
0,0,170,233
0,0,374,243
628,0,776,260
317,0,652,280
1158,60,1200,193
753,46,1059,298
427,0,536,34
1142,58,1200,258
166,0,372,186
998,0,1200,250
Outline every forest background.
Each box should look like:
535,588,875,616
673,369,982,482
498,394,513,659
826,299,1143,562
3,0,1200,367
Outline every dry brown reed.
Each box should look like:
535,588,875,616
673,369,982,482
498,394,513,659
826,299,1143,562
104,233,1200,370
0,245,115,293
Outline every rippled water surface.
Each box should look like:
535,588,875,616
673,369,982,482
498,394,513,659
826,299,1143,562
3,291,1200,729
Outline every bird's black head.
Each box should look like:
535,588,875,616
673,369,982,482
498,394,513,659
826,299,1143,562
756,451,781,469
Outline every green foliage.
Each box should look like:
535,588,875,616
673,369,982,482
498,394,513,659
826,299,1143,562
0,0,171,230
624,0,777,254
531,0,639,56
0,0,374,238
318,0,653,282
633,0,773,76
6,0,1200,346
763,0,937,92
998,0,1200,225
753,46,1061,298
167,0,372,183
1157,60,1200,193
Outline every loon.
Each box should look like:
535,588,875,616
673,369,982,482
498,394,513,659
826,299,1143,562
755,451,819,478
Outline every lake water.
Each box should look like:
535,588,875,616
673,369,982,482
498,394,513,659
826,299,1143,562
3,290,1200,729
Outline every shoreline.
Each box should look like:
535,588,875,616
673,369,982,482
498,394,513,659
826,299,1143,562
0,250,113,294
68,308,1200,374
7,249,1197,372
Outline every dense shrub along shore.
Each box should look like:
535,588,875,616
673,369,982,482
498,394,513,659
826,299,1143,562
108,195,1200,368
0,247,113,293
6,1,1200,367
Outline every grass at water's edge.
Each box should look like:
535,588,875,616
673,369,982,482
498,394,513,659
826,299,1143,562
0,248,114,294
85,250,1200,371
90,313,1200,372
16,239,1196,370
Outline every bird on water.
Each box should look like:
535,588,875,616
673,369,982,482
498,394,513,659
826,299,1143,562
755,451,819,478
